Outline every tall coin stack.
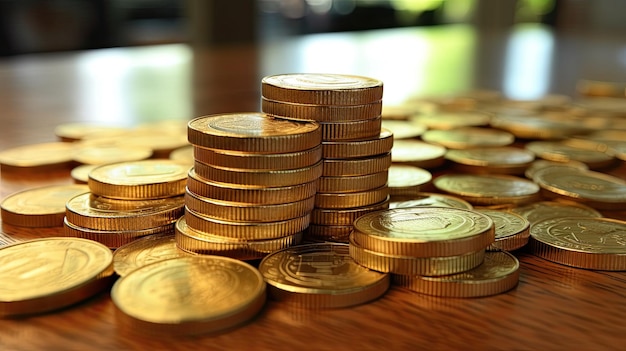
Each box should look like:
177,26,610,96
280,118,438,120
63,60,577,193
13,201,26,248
63,159,188,249
261,73,392,242
182,112,322,259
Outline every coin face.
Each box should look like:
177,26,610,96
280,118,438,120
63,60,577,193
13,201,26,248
413,112,491,130
262,73,382,91
113,233,189,277
531,217,626,254
111,256,265,329
525,140,615,168
192,113,318,137
434,174,540,203
0,142,75,167
389,192,473,210
380,119,427,139
391,140,446,168
421,127,515,149
387,165,432,190
446,147,535,167
476,209,529,240
354,207,493,242
89,160,189,186
510,201,602,225
0,238,113,312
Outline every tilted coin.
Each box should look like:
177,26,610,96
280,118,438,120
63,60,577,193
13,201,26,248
111,256,266,335
533,166,626,210
113,233,192,277
187,112,321,153
88,160,189,199
475,209,530,251
258,243,389,308
389,191,473,210
0,237,113,316
433,174,540,206
261,73,383,105
1,184,89,227
421,127,515,149
352,207,494,257
393,250,519,297
530,217,626,270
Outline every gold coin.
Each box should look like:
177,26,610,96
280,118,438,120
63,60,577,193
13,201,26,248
576,79,626,98
0,232,18,246
393,251,519,297
261,73,383,105
111,256,266,335
310,198,389,226
70,164,99,184
175,217,302,260
322,153,391,177
322,129,393,159
413,111,491,130
389,191,473,210
349,236,485,276
421,127,515,149
0,142,75,170
352,207,494,257
318,171,388,193
433,174,540,205
381,101,437,120
169,145,194,166
475,209,530,251
63,218,175,249
510,200,602,225
314,186,389,209
193,160,322,187
524,159,588,180
261,97,382,122
572,97,626,116
184,208,310,240
0,237,113,316
387,165,432,195
65,193,184,230
113,233,192,277
258,243,389,308
380,119,426,139
187,168,318,204
305,224,354,243
88,160,189,199
54,122,129,142
194,144,322,170
1,185,89,227
525,140,615,169
318,117,382,141
391,140,446,169
187,113,321,153
567,136,626,162
490,113,590,139
185,188,315,222
530,217,626,270
445,147,535,175
532,167,626,210
73,144,153,165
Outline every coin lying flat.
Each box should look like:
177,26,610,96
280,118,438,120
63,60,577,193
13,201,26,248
524,159,588,180
525,140,615,169
111,256,266,335
532,167,626,210
351,207,494,257
258,243,389,308
1,185,89,227
261,73,383,105
393,250,519,297
421,127,515,149
73,144,153,165
509,200,602,226
54,123,129,142
433,174,540,206
530,217,626,270
391,140,446,169
0,237,114,316
188,113,321,153
0,142,75,170
387,165,432,195
88,160,189,200
413,111,491,130
445,147,535,175
380,119,427,139
389,191,473,210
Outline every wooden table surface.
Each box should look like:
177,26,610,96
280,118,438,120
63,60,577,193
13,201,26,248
1,24,625,350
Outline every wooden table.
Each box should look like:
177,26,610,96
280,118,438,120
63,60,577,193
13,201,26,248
1,24,625,350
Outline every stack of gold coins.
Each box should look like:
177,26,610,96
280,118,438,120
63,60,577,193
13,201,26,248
261,73,391,242
62,159,188,248
349,207,519,297
182,112,322,259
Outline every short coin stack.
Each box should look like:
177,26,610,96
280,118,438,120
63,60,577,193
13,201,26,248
261,73,392,242
182,112,322,259
349,207,520,297
62,159,188,248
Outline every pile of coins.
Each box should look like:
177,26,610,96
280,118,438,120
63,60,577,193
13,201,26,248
180,112,322,259
63,159,188,248
261,73,392,242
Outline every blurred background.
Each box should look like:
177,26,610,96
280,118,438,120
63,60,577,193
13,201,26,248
0,0,624,56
